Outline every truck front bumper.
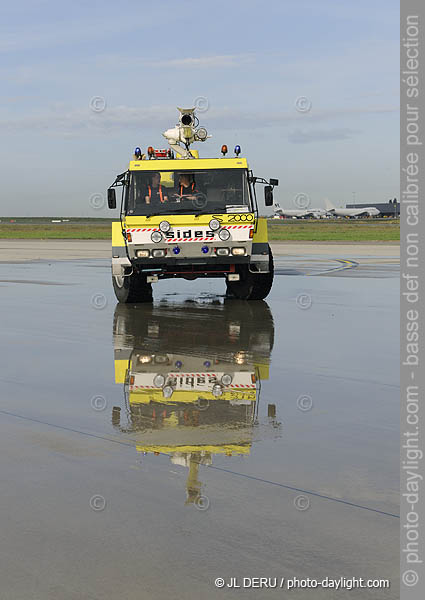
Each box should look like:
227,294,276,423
111,241,270,278
132,255,249,278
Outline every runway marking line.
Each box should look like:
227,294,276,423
305,258,359,276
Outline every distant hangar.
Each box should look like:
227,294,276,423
346,200,399,217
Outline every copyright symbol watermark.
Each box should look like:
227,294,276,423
196,397,210,411
297,394,313,412
296,293,313,310
192,192,208,210
294,494,310,511
91,293,107,310
402,570,419,587
89,96,106,113
90,495,106,511
194,96,209,113
215,578,225,588
195,495,210,511
89,193,105,210
293,192,310,209
295,96,312,113
90,395,107,412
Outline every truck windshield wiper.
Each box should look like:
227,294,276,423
172,209,217,215
145,213,165,219
133,209,226,218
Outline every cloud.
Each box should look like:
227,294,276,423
0,52,255,88
0,104,169,134
0,102,398,136
288,128,359,144
137,54,254,69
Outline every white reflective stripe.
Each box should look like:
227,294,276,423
130,372,255,389
127,226,253,244
127,228,159,232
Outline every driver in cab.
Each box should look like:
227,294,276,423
145,172,168,205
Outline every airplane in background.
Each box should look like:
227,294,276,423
273,203,328,219
324,199,380,218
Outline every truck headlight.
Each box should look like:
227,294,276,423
209,218,220,231
154,354,169,364
212,384,224,397
219,228,231,241
151,231,163,243
234,352,246,365
152,249,166,258
159,220,171,233
162,385,174,399
221,374,233,386
216,248,229,256
154,374,165,388
231,247,245,256
137,249,150,258
138,355,152,364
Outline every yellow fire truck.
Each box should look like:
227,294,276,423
112,300,277,505
108,107,278,302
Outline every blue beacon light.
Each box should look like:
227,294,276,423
234,145,241,156
173,246,181,255
134,147,142,159
201,245,209,254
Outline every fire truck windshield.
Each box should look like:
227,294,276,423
126,169,252,216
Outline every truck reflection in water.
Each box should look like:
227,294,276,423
112,299,276,506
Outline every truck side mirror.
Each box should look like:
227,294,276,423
264,185,273,206
108,188,117,209
269,178,279,187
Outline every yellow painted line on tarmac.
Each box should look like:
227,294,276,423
305,258,359,276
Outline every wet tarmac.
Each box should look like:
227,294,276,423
0,255,399,599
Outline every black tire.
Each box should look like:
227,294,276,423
112,271,153,303
226,246,274,301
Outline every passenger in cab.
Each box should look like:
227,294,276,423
145,172,168,205
177,173,199,199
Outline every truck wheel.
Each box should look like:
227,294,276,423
112,272,153,303
226,246,274,301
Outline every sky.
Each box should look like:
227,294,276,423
0,0,399,216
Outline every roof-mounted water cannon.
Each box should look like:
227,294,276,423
163,107,211,158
